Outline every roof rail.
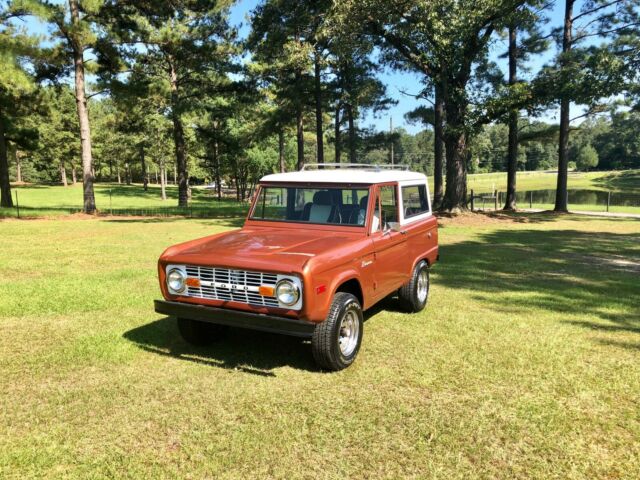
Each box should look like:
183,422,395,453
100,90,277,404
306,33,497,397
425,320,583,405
300,163,410,171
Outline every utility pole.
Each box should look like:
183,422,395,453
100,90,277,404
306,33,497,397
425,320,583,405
389,117,394,165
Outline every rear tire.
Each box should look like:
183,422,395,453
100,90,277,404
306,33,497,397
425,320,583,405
312,292,363,371
398,261,430,313
177,318,227,346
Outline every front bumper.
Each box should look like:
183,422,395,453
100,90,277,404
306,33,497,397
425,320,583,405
154,300,316,338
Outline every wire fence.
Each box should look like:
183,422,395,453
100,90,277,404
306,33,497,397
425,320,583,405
7,189,250,219
469,189,640,214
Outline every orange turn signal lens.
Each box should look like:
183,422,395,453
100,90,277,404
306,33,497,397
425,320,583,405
259,285,275,297
185,277,201,288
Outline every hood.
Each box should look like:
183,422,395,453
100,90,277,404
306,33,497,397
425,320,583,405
160,227,360,273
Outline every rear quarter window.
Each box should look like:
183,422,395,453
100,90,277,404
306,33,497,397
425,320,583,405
402,184,430,218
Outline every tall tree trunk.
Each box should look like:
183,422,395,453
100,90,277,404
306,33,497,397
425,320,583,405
140,144,148,191
441,86,469,211
169,61,188,207
346,104,356,163
72,167,77,184
160,160,167,200
296,105,304,170
433,84,444,208
334,105,341,163
13,147,22,183
60,161,68,187
0,118,13,208
213,139,222,200
69,0,96,214
314,47,324,164
555,0,574,212
278,129,285,173
116,164,121,184
125,160,131,185
442,134,468,211
504,24,518,211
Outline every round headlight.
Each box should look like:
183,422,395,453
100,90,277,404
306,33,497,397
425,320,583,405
167,268,186,293
276,279,300,306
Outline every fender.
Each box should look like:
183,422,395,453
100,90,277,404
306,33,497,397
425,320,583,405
306,269,361,322
411,245,439,271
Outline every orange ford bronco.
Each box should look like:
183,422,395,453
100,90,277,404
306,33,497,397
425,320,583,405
155,164,438,370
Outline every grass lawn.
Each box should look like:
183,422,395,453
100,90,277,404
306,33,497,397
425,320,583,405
1,169,639,219
0,183,249,218
1,213,639,478
467,169,640,195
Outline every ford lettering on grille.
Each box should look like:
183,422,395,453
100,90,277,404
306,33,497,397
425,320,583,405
184,266,279,307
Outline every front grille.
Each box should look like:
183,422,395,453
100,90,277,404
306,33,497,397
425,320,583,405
184,266,280,308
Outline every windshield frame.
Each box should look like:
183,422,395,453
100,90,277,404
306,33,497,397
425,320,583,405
247,183,373,230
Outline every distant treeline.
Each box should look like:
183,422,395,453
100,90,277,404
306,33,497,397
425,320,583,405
0,0,638,212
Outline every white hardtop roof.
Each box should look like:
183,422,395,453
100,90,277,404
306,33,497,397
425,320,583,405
261,164,427,185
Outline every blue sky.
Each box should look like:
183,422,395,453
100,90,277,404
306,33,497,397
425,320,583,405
21,0,574,134
228,0,569,134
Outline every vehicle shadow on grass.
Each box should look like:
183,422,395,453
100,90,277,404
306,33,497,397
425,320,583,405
124,317,316,376
436,227,640,347
123,298,399,376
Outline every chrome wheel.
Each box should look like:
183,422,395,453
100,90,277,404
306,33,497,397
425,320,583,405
339,309,360,357
417,269,429,303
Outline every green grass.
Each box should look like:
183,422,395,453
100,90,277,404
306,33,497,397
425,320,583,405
1,213,639,478
1,170,639,218
0,183,250,218
467,169,640,195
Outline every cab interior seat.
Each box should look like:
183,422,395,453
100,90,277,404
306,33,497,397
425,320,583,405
303,190,339,223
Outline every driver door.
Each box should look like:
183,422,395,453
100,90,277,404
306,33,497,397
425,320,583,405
370,184,409,299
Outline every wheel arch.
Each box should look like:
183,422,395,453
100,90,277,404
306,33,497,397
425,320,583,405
412,256,431,271
334,277,364,307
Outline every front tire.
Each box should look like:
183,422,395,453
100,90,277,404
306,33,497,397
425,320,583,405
398,261,430,313
177,318,227,346
312,292,363,371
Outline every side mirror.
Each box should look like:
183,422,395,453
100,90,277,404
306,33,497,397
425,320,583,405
388,222,403,233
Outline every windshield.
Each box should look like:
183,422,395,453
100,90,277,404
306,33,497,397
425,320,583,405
251,186,370,226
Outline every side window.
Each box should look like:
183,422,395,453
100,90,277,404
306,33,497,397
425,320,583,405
379,185,398,230
402,184,430,218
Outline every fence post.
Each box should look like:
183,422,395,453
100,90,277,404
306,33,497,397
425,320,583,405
470,189,475,211
15,190,19,219
606,191,610,213
529,191,533,209
494,189,498,211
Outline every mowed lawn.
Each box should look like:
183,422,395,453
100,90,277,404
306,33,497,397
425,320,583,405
2,169,639,219
1,214,639,478
0,183,248,218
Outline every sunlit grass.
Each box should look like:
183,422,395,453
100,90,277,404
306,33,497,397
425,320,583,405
0,183,250,218
466,169,640,195
1,170,638,218
1,213,638,478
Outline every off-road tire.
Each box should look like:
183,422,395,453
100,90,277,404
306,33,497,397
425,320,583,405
311,292,363,371
177,318,227,346
398,261,430,313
